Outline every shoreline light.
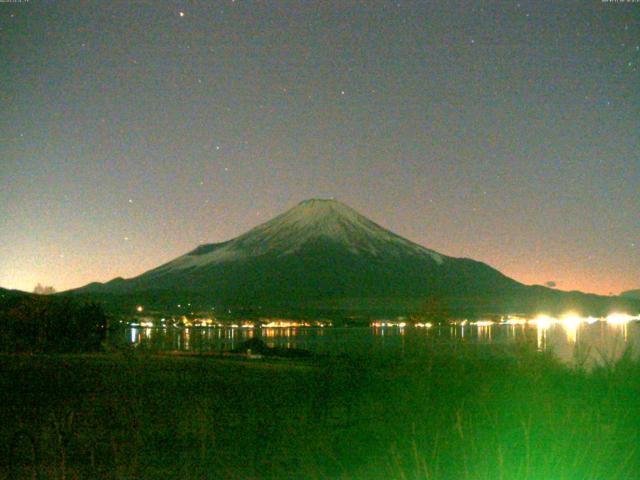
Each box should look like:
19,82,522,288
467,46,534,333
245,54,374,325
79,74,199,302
472,320,494,327
504,318,527,326
414,322,433,328
529,315,554,329
606,313,639,324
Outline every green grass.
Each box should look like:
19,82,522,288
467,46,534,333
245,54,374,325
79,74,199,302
1,343,639,479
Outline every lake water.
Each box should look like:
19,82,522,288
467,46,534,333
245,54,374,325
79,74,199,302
116,317,640,366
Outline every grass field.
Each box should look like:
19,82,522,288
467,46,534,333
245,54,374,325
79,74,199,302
1,342,639,479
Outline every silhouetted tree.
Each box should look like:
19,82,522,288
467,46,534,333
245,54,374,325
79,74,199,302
33,283,56,295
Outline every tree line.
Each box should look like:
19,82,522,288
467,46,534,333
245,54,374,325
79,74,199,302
0,294,107,353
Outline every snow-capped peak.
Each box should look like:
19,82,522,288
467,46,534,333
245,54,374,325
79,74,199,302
149,199,445,274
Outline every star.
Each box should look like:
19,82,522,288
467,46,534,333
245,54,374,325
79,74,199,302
179,11,185,17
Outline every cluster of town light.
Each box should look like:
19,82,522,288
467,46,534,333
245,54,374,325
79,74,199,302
369,313,640,329
131,308,328,329
371,321,408,328
371,321,434,328
523,312,638,327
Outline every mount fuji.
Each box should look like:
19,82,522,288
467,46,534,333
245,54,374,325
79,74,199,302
67,199,638,318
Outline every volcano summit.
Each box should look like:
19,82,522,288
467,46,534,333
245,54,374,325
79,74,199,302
69,199,638,318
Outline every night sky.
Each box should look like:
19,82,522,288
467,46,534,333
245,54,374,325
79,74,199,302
1,1,638,295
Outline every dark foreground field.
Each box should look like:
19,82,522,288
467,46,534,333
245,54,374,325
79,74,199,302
1,344,639,479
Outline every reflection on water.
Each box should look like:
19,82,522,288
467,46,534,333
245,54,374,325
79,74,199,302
118,317,640,366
